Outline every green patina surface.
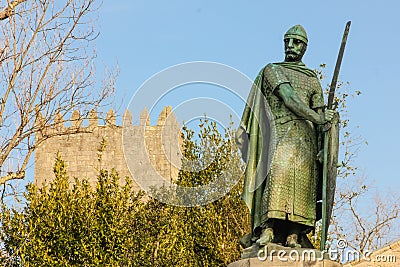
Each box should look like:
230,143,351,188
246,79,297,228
237,25,338,251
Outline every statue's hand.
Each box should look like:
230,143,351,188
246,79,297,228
317,149,324,163
324,109,335,122
318,109,335,124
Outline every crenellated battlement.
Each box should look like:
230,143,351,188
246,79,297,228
34,106,182,190
36,106,179,135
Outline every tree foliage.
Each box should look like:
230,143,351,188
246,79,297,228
1,153,147,266
0,119,249,266
145,119,249,266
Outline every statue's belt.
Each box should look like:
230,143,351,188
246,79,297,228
273,115,305,124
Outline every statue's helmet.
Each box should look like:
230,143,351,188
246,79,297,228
284,25,308,45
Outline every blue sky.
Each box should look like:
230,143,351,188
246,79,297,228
93,1,400,194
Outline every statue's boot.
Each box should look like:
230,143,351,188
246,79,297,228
256,228,274,246
286,233,301,248
239,233,252,249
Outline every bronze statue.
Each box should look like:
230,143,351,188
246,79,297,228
236,25,338,252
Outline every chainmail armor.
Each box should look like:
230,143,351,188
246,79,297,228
260,63,324,227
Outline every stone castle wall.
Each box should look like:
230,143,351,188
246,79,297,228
34,106,182,190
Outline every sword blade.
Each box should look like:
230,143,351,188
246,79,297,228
328,21,351,109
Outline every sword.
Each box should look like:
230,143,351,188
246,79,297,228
328,21,351,109
321,21,351,251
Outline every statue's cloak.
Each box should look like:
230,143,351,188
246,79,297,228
236,67,274,233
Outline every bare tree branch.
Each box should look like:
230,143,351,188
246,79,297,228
0,0,27,21
0,170,24,184
0,0,115,189
332,178,400,254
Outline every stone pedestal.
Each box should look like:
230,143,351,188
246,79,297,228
228,257,341,267
230,244,341,267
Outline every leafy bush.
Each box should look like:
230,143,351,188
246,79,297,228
0,119,249,266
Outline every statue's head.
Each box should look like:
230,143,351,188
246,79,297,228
284,25,308,62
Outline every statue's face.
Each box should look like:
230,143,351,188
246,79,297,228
284,37,306,62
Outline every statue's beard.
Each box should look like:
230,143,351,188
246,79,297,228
285,51,303,62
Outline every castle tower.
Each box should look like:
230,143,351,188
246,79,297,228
34,106,182,190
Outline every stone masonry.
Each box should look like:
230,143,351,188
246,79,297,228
34,106,182,190
343,240,399,267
